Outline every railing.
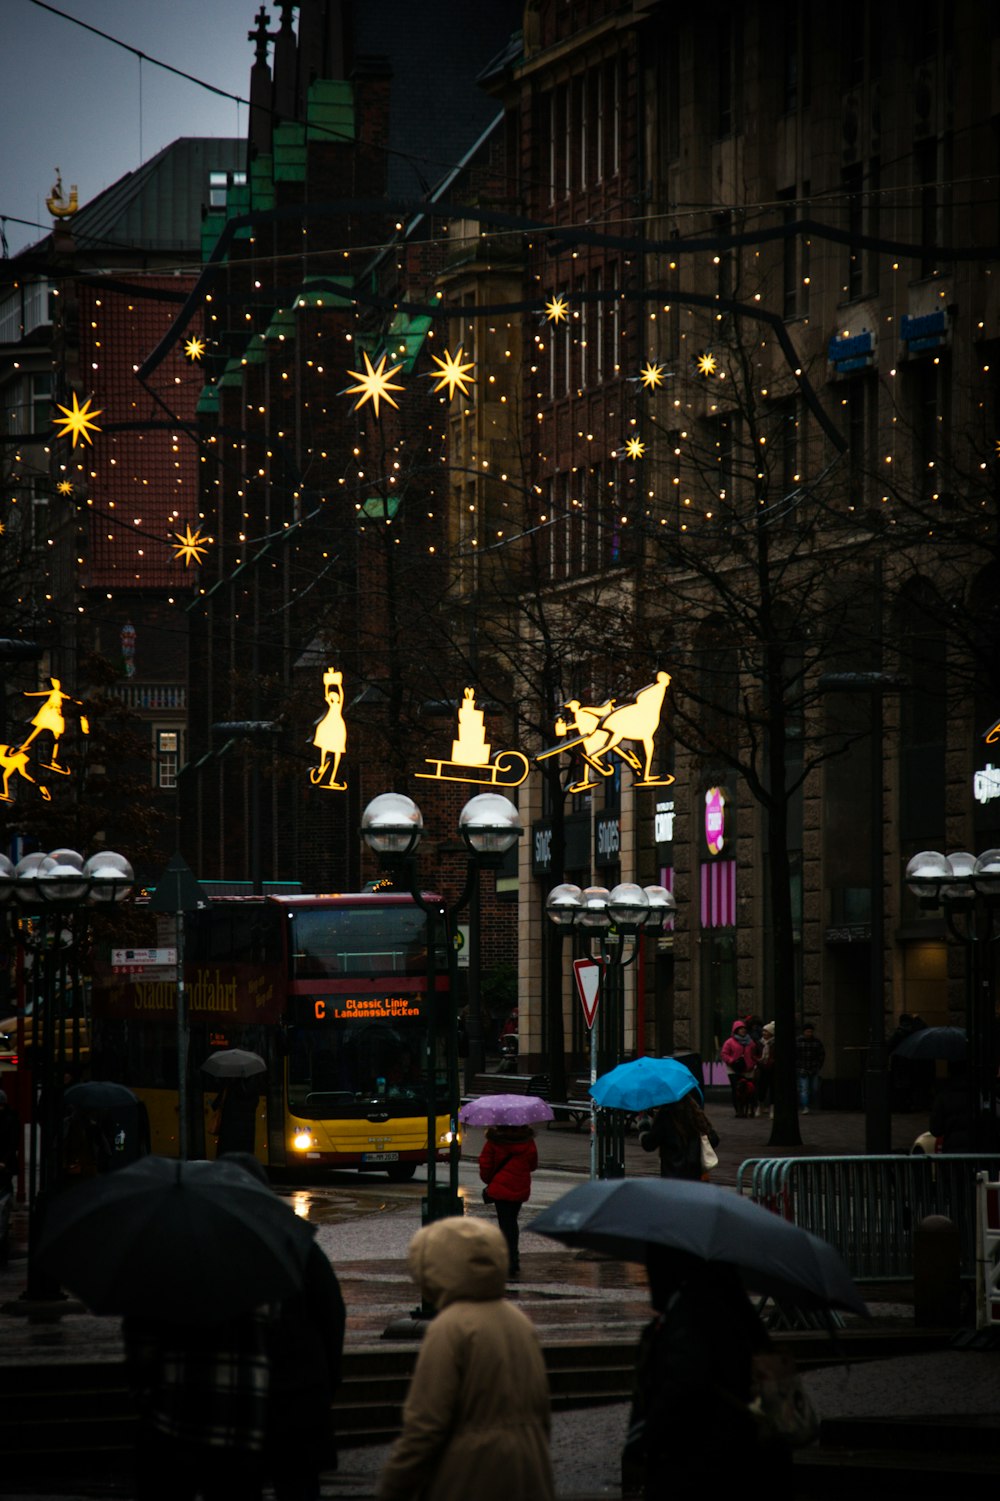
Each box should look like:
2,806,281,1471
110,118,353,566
105,684,186,712
738,1154,1000,1280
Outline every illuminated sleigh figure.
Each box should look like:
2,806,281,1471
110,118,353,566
416,687,528,788
537,671,675,795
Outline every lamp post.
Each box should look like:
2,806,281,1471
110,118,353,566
361,791,522,1225
546,880,676,1178
0,847,133,1301
904,848,1000,1151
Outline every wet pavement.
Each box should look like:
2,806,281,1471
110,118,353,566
2,1109,997,1499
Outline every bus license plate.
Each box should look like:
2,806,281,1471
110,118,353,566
363,1152,398,1163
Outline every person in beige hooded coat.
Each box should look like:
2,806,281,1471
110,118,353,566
376,1216,554,1501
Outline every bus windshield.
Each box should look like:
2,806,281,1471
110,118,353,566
289,905,447,979
286,1017,439,1119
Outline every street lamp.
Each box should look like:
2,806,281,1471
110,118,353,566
905,848,1000,1150
0,847,133,1301
458,793,523,1087
546,880,676,1178
361,792,522,1225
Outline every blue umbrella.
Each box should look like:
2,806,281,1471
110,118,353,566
590,1056,702,1112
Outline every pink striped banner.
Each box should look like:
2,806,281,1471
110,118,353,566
700,860,736,928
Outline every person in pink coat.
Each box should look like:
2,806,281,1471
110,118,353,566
720,1018,760,1114
478,1124,538,1278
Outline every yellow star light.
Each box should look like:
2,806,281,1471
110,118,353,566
344,350,405,418
697,351,718,377
53,392,102,448
172,523,211,568
184,336,206,361
0,520,5,536
624,436,646,461
640,361,667,390
57,480,74,496
545,295,569,324
428,347,476,400
995,438,1000,457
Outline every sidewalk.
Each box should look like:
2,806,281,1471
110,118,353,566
1,1109,996,1499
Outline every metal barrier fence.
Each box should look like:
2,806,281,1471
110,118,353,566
737,1154,1000,1281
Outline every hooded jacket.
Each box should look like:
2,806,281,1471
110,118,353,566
478,1125,538,1202
720,1020,758,1075
376,1217,554,1501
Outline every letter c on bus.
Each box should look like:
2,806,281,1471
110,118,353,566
314,999,326,1020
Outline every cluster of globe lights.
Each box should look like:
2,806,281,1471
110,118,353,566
361,792,523,860
905,849,1000,904
0,849,134,907
546,880,676,932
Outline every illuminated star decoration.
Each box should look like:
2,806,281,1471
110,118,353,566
172,523,211,568
0,520,5,536
696,351,718,377
344,350,405,418
57,480,74,496
624,436,646,461
428,347,475,400
544,295,570,324
995,438,1000,458
53,392,102,448
639,361,668,390
184,336,206,362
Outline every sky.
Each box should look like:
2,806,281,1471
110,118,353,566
2,0,257,257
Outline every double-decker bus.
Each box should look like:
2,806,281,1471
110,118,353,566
89,892,455,1178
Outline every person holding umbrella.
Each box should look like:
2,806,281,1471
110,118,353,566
459,1093,551,1280
203,1049,266,1157
638,1092,719,1181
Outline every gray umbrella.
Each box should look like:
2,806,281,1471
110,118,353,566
529,1178,868,1316
893,1026,967,1062
200,1048,267,1080
39,1155,314,1322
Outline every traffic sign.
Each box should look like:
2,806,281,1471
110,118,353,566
573,958,602,1029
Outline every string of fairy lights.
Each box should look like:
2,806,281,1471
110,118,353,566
3,191,998,651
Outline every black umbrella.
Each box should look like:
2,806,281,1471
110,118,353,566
529,1178,868,1316
64,1081,138,1111
893,1026,967,1062
39,1156,314,1322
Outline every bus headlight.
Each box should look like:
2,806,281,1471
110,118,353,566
292,1130,314,1151
441,1129,461,1145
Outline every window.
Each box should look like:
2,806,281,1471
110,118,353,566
208,170,246,209
156,729,181,789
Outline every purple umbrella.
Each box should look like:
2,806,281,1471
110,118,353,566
459,1094,555,1127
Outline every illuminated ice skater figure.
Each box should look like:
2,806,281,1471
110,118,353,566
19,678,88,774
311,668,347,790
0,745,51,803
542,671,672,793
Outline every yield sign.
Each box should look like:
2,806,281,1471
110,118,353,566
573,958,602,1030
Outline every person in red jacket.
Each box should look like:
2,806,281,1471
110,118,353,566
478,1124,538,1279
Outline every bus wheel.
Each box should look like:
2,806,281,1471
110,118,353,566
385,1162,417,1182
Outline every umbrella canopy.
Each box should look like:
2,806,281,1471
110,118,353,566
589,1056,702,1113
64,1081,139,1112
529,1178,868,1317
200,1048,267,1080
894,1026,967,1061
39,1155,314,1322
459,1094,555,1127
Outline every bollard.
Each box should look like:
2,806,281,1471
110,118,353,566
913,1213,961,1326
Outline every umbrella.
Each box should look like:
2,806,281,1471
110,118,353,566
200,1048,267,1079
39,1155,314,1322
529,1178,868,1316
459,1093,555,1127
589,1056,702,1113
893,1026,967,1062
64,1081,138,1112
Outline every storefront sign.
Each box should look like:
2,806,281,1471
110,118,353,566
655,798,675,844
705,787,727,855
595,813,621,868
974,763,1000,804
